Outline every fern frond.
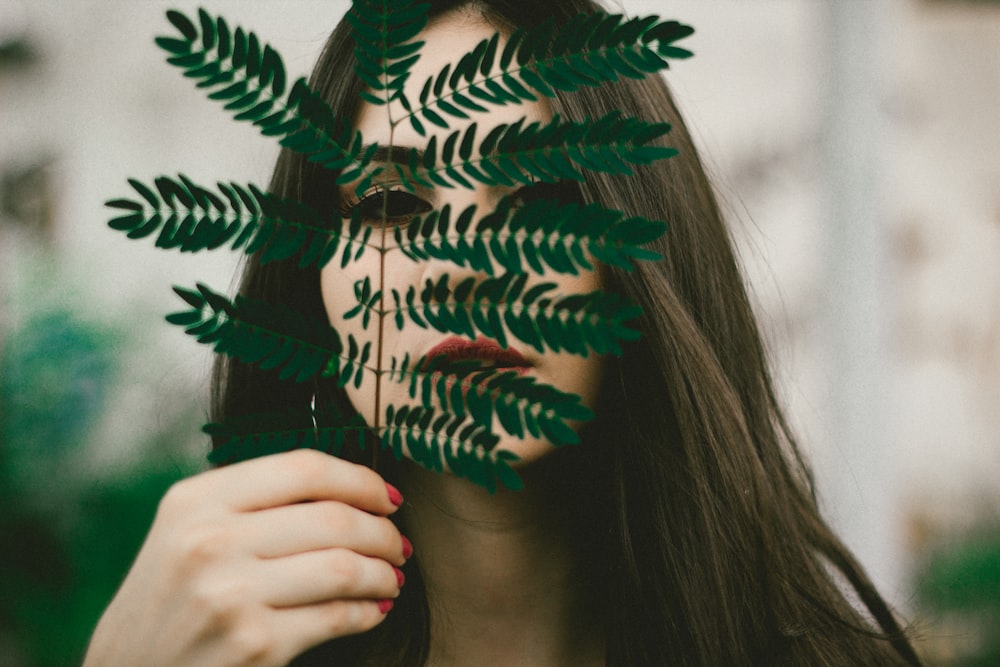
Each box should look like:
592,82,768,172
360,273,640,356
204,404,367,465
132,4,699,494
342,277,383,331
106,175,372,268
387,355,593,446
403,14,694,134
156,9,379,191
166,283,371,385
382,404,520,493
281,76,382,193
396,112,676,190
391,199,666,276
348,0,429,108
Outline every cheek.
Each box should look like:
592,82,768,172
320,258,376,421
574,351,605,411
493,351,606,467
320,262,367,335
319,251,424,425
554,268,605,406
320,250,607,461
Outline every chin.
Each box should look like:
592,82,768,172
494,435,557,468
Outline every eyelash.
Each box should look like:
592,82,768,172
339,181,583,226
339,186,433,227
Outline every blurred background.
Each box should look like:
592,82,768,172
1,0,997,664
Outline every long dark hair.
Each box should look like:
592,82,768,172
212,1,922,664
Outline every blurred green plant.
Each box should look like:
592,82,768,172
0,265,199,666
914,524,1000,666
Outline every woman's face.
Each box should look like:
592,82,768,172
320,11,604,467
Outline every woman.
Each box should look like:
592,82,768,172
84,0,923,665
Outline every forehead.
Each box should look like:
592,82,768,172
352,10,550,150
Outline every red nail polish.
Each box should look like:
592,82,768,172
394,566,406,587
377,599,394,614
385,483,403,507
401,535,413,559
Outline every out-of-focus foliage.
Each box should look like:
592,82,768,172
0,261,198,666
1,309,118,461
914,525,1000,666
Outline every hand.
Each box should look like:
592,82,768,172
82,449,409,667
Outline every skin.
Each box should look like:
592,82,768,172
325,12,609,665
83,451,407,667
321,9,604,467
397,458,607,667
85,10,606,667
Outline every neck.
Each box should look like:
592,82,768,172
396,454,606,666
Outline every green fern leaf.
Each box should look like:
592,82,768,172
127,4,699,493
165,9,198,41
106,175,373,268
401,13,694,134
348,0,428,107
204,404,369,465
387,355,593,445
343,277,384,330
156,9,379,191
167,283,371,385
382,404,519,493
391,198,666,276
400,113,674,190
374,273,640,356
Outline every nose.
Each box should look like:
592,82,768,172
412,184,499,297
415,237,492,305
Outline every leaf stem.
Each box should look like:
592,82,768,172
371,103,396,470
392,43,666,130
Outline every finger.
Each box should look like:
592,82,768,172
258,549,402,608
270,599,391,659
190,450,401,515
240,501,406,563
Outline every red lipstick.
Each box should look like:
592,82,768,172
423,336,532,372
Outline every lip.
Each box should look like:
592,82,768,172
423,336,532,373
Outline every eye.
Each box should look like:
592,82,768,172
509,181,584,208
343,187,433,226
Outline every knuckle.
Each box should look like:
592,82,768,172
227,619,275,665
351,461,384,487
324,601,383,637
375,515,399,541
282,448,331,479
285,449,379,487
182,579,279,665
373,517,403,557
158,477,200,516
374,561,401,597
315,501,355,534
313,499,345,527
190,576,246,624
175,524,231,568
283,447,328,465
328,549,362,585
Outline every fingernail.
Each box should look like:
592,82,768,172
394,566,406,587
401,535,413,559
385,482,404,507
377,599,394,614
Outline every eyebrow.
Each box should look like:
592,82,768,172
356,142,525,189
365,144,424,166
337,144,426,193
